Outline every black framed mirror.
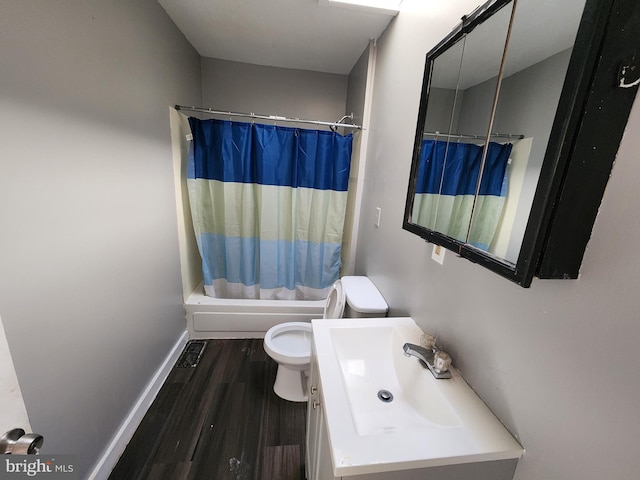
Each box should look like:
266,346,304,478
404,0,639,287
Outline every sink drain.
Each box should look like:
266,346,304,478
377,389,394,403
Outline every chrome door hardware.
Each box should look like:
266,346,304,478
0,428,43,454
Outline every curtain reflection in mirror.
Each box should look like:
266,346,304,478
413,139,512,248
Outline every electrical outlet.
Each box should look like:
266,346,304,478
431,244,445,265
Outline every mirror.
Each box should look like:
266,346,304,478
469,0,587,263
415,3,514,241
404,0,597,286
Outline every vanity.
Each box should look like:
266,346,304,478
306,317,524,480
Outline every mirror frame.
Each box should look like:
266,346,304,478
403,0,638,287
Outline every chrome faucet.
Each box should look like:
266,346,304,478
403,343,451,379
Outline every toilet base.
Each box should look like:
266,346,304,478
273,364,308,402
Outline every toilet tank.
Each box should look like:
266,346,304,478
341,276,388,318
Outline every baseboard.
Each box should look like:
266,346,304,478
87,330,189,480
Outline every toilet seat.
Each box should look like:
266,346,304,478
263,322,312,367
323,280,345,319
264,322,313,401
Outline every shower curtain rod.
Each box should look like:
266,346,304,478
174,105,362,130
424,131,524,140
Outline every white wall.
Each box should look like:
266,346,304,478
201,57,348,121
356,1,640,479
0,1,201,477
342,44,374,275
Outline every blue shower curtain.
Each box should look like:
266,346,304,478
187,117,353,300
412,139,512,250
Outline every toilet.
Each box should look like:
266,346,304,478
263,276,388,402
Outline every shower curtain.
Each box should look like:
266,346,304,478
412,139,512,250
187,117,353,300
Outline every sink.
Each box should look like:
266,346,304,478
330,326,460,435
311,317,524,476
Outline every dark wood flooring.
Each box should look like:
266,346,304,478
108,339,307,480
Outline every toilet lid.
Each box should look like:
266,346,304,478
323,280,345,319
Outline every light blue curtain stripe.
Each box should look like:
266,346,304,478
194,231,345,292
187,116,353,299
198,234,341,290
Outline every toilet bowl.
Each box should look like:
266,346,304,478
262,322,312,402
263,276,388,402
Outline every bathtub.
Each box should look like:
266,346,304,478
185,289,326,339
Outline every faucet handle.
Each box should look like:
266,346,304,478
420,333,436,350
433,351,452,374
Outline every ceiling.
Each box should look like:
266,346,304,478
157,0,398,75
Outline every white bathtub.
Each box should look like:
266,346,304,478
185,290,326,339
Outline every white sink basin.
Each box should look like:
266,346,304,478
330,325,460,435
312,317,524,476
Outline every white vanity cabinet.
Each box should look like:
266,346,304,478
306,318,524,480
306,347,518,480
306,344,334,480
